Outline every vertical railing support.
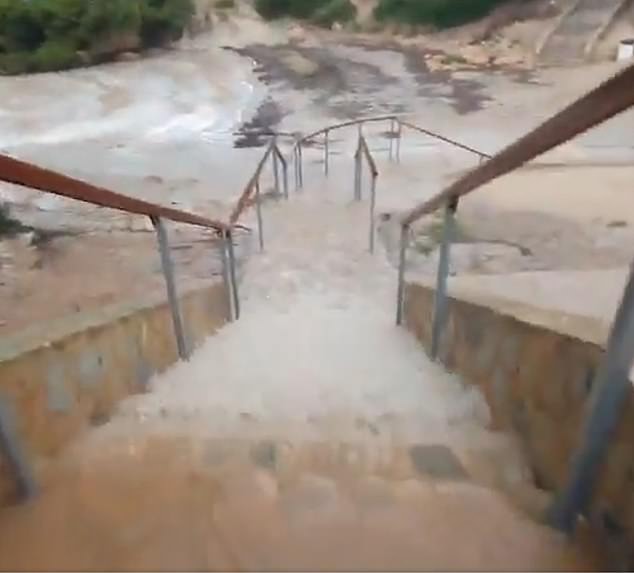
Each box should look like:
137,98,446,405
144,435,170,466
369,174,377,253
0,397,36,501
220,229,235,322
324,130,330,176
294,145,300,191
227,229,240,320
389,118,395,162
396,223,409,326
281,152,289,200
354,135,363,201
151,216,188,360
549,262,634,533
396,120,402,164
297,142,304,189
255,180,264,251
430,197,458,360
273,143,280,196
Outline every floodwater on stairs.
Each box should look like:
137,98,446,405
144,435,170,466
0,175,601,570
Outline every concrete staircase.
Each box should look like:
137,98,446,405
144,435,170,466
540,0,627,65
0,148,602,570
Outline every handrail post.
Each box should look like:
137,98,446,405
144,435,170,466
389,118,395,162
227,229,240,320
0,397,36,501
255,180,264,251
281,151,289,200
273,142,280,196
220,229,235,322
324,129,330,176
431,197,458,360
151,215,188,360
549,262,634,533
396,224,409,326
354,135,363,201
396,119,402,164
298,142,304,189
369,174,377,253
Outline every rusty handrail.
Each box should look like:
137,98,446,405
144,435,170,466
358,136,378,177
299,115,397,144
398,120,491,160
402,64,634,227
0,153,228,232
295,115,490,161
229,139,277,225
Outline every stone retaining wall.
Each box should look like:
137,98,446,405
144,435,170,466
0,280,229,503
404,280,634,547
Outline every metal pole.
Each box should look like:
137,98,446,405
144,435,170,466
396,120,402,164
389,118,395,162
227,229,240,320
357,150,363,201
549,262,634,533
431,198,458,360
220,229,234,322
255,180,264,251
294,146,300,191
0,397,36,500
324,130,329,176
282,155,289,200
298,142,304,189
353,149,362,201
152,216,188,360
396,224,409,326
273,145,280,196
369,175,377,253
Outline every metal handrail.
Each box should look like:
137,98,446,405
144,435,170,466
299,115,397,145
401,64,634,227
352,134,379,253
0,154,228,232
393,63,634,535
291,115,490,191
358,136,378,177
398,120,491,161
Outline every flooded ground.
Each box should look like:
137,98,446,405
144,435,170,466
1,8,634,571
0,435,601,571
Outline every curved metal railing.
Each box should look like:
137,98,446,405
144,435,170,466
291,115,490,187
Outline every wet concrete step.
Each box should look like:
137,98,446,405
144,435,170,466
0,435,598,571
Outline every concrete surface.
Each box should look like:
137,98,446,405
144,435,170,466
0,279,229,503
404,279,634,564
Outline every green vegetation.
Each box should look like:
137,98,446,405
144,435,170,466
373,0,512,29
254,0,356,27
0,0,194,74
215,0,236,9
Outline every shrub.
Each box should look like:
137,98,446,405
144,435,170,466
255,0,347,21
373,0,511,29
312,0,356,27
255,0,291,20
0,0,194,74
216,0,235,8
140,0,194,47
0,52,34,74
32,39,80,71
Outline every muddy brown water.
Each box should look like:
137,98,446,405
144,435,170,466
0,436,602,571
